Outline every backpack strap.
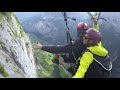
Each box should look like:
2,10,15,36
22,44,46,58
85,49,112,72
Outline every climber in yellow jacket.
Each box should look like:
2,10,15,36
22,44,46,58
73,19,112,78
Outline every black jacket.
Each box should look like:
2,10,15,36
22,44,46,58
42,40,87,63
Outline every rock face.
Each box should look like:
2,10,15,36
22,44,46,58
0,12,37,78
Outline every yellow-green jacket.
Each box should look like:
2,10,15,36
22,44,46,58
72,24,109,78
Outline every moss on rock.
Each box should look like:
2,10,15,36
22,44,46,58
12,31,18,38
0,14,3,21
0,40,5,45
12,13,26,38
0,63,9,77
0,12,12,21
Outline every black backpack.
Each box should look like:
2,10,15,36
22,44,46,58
75,49,112,78
64,49,112,77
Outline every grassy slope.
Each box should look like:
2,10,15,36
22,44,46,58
29,33,72,78
33,48,72,78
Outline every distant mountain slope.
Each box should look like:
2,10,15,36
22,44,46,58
99,12,120,77
14,12,42,22
21,12,89,45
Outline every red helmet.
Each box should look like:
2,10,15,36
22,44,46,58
77,22,89,33
86,28,101,43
